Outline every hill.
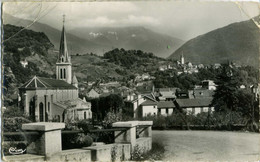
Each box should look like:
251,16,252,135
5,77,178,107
3,24,56,105
3,13,184,58
3,24,169,105
169,17,260,67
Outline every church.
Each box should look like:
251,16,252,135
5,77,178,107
18,17,92,122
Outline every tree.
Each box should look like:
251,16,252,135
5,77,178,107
212,64,240,112
90,94,124,121
212,63,257,130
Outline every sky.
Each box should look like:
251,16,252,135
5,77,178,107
3,1,260,40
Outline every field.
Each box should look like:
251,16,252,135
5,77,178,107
153,130,260,161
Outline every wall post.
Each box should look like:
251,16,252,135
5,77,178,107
112,121,138,147
22,122,65,156
138,121,153,137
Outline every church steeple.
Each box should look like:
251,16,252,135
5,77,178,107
58,15,70,63
180,52,184,65
56,15,72,84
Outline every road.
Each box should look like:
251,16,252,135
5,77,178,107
153,130,260,161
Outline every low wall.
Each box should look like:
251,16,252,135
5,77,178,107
83,143,131,161
4,154,45,162
46,149,91,161
3,121,153,161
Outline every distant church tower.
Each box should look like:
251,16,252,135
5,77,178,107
180,52,185,65
56,15,72,84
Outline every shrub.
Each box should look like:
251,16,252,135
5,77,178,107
4,117,31,132
77,120,93,132
103,112,122,128
131,145,144,160
74,134,93,148
3,106,26,119
62,133,93,150
131,142,165,161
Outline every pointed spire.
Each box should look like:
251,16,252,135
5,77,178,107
72,73,78,88
72,73,78,84
58,14,70,63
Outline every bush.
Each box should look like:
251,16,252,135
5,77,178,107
77,120,93,132
62,133,93,150
3,106,26,119
4,117,31,132
103,112,122,128
131,145,144,160
131,142,165,161
74,134,93,148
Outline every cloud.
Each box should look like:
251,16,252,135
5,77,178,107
122,15,160,26
86,16,116,26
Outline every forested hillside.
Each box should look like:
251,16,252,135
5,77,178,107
3,24,56,105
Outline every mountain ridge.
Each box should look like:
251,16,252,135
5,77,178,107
3,13,184,58
169,17,260,67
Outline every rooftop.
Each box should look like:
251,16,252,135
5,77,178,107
140,99,157,106
176,98,213,108
158,101,176,108
19,76,77,90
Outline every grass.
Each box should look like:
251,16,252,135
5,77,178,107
131,142,165,161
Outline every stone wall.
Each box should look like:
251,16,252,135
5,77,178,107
4,121,153,161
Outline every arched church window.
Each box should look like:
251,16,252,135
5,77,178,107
60,69,63,79
84,112,86,119
62,58,64,62
48,102,50,112
57,115,60,122
39,102,44,122
64,69,66,79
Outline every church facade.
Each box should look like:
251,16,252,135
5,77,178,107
18,17,92,122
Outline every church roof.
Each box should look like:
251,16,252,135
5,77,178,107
19,76,77,90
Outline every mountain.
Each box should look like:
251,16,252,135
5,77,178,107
68,26,184,58
169,17,260,67
3,14,102,56
3,13,184,58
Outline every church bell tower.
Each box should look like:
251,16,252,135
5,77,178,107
56,15,72,84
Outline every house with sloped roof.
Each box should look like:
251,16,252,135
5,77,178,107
124,92,158,118
140,97,158,117
174,98,214,115
156,87,179,101
157,101,176,116
86,88,101,98
18,17,91,122
189,89,215,99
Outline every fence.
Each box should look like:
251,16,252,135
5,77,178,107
3,121,153,161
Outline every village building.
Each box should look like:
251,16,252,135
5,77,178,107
188,89,215,99
86,88,101,98
202,80,217,90
124,93,157,118
18,17,92,122
155,87,179,101
175,98,214,115
157,101,175,116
